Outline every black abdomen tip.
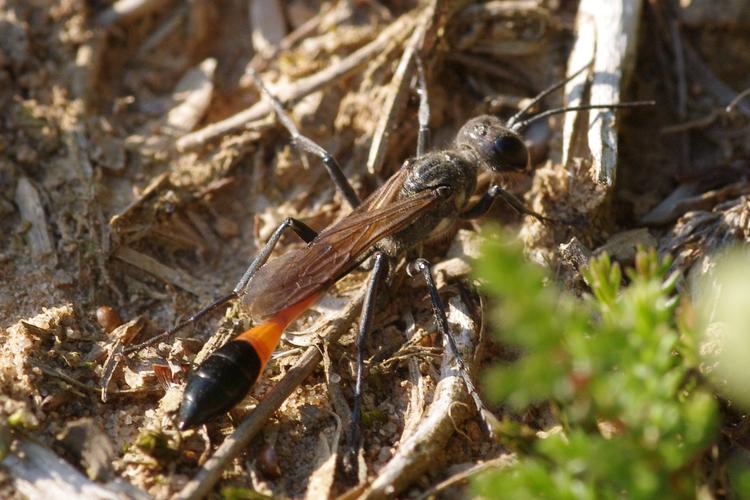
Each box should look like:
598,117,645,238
178,340,262,430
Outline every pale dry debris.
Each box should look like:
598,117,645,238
176,10,418,151
431,229,483,286
113,247,203,296
14,177,55,262
596,228,658,262
2,438,150,500
161,58,217,136
366,17,431,175
96,0,172,28
663,195,750,274
250,0,286,58
303,421,341,500
2,305,74,397
562,0,643,240
563,0,644,200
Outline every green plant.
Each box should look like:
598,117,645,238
473,231,718,499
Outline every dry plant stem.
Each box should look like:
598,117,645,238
69,127,122,299
114,246,202,295
667,17,692,168
241,4,336,78
249,0,286,58
14,177,54,261
563,0,643,186
175,11,419,152
2,438,150,500
303,411,342,500
95,0,172,28
669,21,687,119
160,58,217,136
108,172,170,227
72,32,105,106
365,5,432,175
415,455,516,500
359,296,481,500
643,180,750,225
174,284,368,500
38,362,160,398
400,311,430,441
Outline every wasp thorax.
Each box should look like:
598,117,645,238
455,115,530,173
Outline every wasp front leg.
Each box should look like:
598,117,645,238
248,69,361,210
459,184,555,224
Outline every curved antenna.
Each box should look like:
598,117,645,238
506,62,592,129
511,101,656,132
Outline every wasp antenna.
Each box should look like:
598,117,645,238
511,101,656,132
506,62,593,129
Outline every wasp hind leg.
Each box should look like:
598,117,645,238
124,217,318,355
341,251,389,478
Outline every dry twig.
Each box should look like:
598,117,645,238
175,11,420,151
113,246,202,295
365,8,432,175
2,438,149,499
563,0,644,187
14,177,55,262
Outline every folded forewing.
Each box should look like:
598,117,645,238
241,173,439,319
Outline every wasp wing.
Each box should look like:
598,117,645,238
240,173,439,319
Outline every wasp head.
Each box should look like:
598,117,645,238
455,115,530,173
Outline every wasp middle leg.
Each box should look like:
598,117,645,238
407,258,496,438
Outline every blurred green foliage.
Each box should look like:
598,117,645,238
695,248,750,410
472,230,718,499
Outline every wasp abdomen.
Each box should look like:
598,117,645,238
178,340,262,430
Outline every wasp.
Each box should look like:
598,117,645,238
124,62,649,458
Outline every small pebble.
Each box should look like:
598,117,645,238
96,305,123,333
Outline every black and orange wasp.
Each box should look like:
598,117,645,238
122,61,651,468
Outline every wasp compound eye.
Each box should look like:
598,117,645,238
493,135,529,172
